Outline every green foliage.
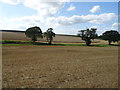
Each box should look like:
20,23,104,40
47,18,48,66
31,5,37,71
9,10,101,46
2,40,32,44
25,26,43,42
44,28,55,44
101,30,120,45
78,28,98,46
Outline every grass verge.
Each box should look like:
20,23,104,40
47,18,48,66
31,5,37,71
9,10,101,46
1,40,119,47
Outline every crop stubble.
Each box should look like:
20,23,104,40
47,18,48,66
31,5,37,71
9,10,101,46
1,32,107,43
2,45,118,88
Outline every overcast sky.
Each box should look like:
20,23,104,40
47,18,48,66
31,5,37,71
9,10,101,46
0,0,119,35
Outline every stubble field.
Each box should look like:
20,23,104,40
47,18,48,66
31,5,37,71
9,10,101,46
2,45,118,88
1,31,107,43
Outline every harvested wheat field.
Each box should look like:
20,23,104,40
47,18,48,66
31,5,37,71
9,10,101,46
2,45,118,88
1,31,106,43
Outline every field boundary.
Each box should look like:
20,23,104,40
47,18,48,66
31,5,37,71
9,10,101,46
1,40,119,47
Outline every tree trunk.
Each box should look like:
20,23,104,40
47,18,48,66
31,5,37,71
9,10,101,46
48,37,53,45
32,35,37,44
85,38,91,46
108,41,111,45
48,39,52,45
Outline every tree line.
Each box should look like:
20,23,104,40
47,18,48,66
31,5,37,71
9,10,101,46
25,26,120,46
25,26,55,45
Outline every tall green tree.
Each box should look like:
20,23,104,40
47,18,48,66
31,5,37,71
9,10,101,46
44,28,55,44
25,26,43,43
101,30,120,45
78,28,98,46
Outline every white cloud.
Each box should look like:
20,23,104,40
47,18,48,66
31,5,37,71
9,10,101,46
89,13,116,24
112,23,120,27
47,13,116,26
90,26,98,29
67,4,76,11
0,0,65,17
111,23,120,30
0,0,65,30
0,0,118,35
21,1,65,18
0,12,117,31
0,0,21,5
90,5,100,13
0,0,70,4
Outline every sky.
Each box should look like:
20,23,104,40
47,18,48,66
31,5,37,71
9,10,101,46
0,0,119,35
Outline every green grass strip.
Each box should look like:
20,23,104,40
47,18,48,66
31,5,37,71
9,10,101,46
1,40,119,47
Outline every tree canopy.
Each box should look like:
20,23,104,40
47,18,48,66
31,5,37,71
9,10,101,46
44,28,55,44
101,30,120,45
78,28,98,46
25,26,43,42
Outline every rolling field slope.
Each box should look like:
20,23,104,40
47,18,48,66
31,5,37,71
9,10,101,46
1,31,108,44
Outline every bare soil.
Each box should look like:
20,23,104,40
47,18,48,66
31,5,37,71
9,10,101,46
2,45,118,88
